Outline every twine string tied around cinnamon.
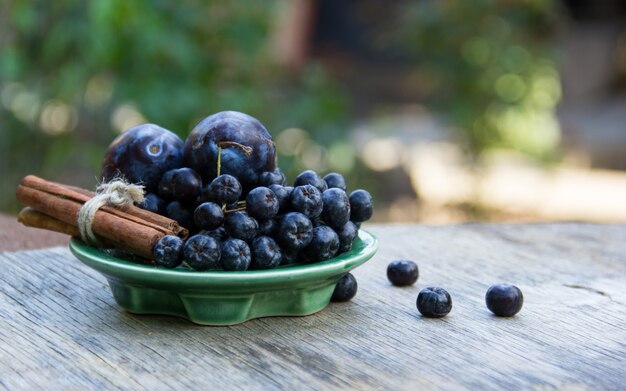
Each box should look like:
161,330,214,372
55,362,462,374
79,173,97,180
77,180,145,245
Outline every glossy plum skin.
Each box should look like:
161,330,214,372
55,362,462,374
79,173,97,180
101,124,184,192
184,111,276,193
485,284,524,317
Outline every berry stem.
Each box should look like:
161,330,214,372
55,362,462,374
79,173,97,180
224,205,247,215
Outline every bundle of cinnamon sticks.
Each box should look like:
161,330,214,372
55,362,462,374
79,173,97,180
15,175,188,259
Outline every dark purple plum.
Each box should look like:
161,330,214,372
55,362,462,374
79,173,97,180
101,124,184,192
184,111,276,193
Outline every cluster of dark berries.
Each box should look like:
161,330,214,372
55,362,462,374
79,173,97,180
101,111,374,272
150,169,373,271
386,260,523,318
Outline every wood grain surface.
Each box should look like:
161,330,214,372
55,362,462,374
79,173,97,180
0,223,625,390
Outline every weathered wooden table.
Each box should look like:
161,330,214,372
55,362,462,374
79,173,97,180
1,223,624,390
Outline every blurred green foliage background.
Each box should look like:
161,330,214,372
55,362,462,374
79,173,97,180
0,0,560,215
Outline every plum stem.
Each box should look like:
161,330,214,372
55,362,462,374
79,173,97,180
218,141,253,157
217,146,222,177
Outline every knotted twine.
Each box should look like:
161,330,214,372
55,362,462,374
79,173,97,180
77,180,145,245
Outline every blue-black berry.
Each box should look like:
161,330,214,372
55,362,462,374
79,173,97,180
290,185,323,219
335,221,358,253
387,260,419,286
321,188,350,229
259,168,286,186
331,273,357,302
323,172,346,191
221,238,252,271
295,170,327,193
246,186,279,220
183,235,221,271
417,287,452,318
277,212,313,250
485,284,523,317
224,211,259,242
349,189,373,223
152,235,184,268
269,184,293,213
166,201,195,230
159,167,202,202
250,236,282,269
139,193,166,215
258,218,277,236
193,202,224,230
207,174,242,204
303,226,340,262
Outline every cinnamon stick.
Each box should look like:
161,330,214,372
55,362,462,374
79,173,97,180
21,176,188,238
15,176,188,259
18,207,80,237
17,207,118,249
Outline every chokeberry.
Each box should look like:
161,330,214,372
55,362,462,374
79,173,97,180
246,186,279,220
280,249,300,266
387,260,419,286
331,273,357,302
166,201,195,230
303,226,340,262
485,284,523,317
269,184,293,213
295,170,327,193
207,174,242,204
152,235,184,268
259,168,286,186
417,287,452,318
221,238,252,271
335,221,358,254
277,212,313,250
224,211,258,242
158,167,202,203
290,185,323,219
193,202,224,230
139,193,165,215
183,235,221,271
199,226,227,242
258,218,277,236
321,188,350,229
349,189,373,223
250,236,282,269
323,172,346,191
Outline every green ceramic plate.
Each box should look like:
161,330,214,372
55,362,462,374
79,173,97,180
69,230,377,326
